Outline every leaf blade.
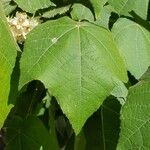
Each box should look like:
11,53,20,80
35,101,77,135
112,18,150,79
117,81,150,149
71,3,94,21
0,1,18,128
108,0,149,19
14,0,55,13
90,0,107,19
5,116,58,150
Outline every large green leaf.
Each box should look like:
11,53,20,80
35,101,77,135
0,2,18,128
14,0,55,13
5,116,58,150
19,17,127,134
108,0,149,19
117,81,150,149
112,18,150,79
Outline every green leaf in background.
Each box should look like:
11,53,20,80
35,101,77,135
14,81,46,118
117,81,150,149
108,0,135,15
8,52,21,105
74,131,86,150
71,3,94,21
89,0,107,19
111,80,128,105
14,0,56,13
0,2,18,128
19,17,127,134
108,0,149,19
132,0,149,20
1,0,17,16
84,97,121,150
94,5,116,29
5,116,58,150
112,18,150,79
48,103,60,150
42,5,71,19
140,66,150,81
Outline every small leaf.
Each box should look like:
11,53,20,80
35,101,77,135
0,1,18,128
132,0,149,20
1,0,17,15
108,0,149,19
108,0,135,15
14,0,56,13
71,3,94,21
19,17,127,134
42,5,71,18
90,0,107,19
140,66,150,81
94,5,116,29
111,80,128,105
112,18,150,79
117,81,150,149
5,116,58,150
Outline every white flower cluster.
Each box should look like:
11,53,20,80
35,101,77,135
7,12,39,44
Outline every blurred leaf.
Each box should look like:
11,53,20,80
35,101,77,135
48,99,59,150
112,18,150,79
111,80,128,105
94,5,116,28
132,0,149,20
84,97,121,150
14,0,56,13
108,0,149,19
14,81,46,118
140,66,150,81
8,51,21,105
5,116,57,150
1,0,17,15
42,5,71,18
74,131,86,150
